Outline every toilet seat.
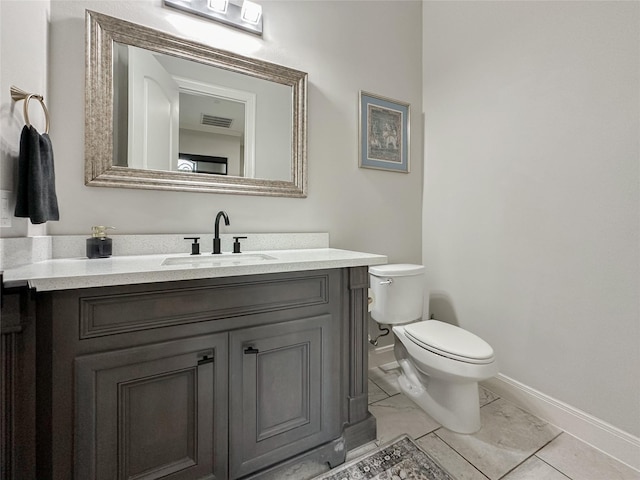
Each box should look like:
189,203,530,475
404,320,495,365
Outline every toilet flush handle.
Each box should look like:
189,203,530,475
379,278,393,285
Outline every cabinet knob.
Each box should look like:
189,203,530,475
244,346,259,355
197,350,215,365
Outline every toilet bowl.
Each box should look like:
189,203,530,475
369,264,498,434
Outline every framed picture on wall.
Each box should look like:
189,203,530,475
359,91,410,173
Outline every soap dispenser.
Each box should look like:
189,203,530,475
87,226,115,259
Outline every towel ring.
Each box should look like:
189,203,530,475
10,86,50,134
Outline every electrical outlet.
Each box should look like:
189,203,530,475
1,190,12,228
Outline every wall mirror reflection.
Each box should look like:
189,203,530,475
86,10,308,197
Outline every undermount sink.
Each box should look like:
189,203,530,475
162,253,277,267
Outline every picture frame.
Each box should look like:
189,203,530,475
359,91,410,173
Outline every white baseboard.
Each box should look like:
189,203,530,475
482,374,640,472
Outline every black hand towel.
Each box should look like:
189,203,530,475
14,125,60,224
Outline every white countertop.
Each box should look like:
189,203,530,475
2,248,387,291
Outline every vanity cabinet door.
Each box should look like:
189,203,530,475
228,314,340,479
75,333,228,480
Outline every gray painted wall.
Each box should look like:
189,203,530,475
422,1,639,437
0,0,423,267
0,0,50,238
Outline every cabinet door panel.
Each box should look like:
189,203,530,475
229,314,338,479
115,364,201,478
256,343,310,439
75,334,228,480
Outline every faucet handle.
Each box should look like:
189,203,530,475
233,236,247,254
184,237,201,255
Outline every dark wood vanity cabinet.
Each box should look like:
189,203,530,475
228,315,339,479
1,267,373,480
74,333,229,480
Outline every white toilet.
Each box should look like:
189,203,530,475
369,264,498,434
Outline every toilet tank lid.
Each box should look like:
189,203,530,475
369,264,425,277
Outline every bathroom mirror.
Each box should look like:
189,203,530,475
85,10,308,197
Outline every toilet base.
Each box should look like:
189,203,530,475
397,358,482,434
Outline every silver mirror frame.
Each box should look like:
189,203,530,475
85,10,308,197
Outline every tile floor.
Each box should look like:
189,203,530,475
364,363,640,480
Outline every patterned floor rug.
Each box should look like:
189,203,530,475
314,435,455,480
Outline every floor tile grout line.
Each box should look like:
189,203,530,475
368,377,399,397
479,396,501,409
368,376,580,480
416,429,492,480
366,375,635,480
367,377,386,391
368,391,401,406
496,454,530,480
368,380,505,478
432,428,494,480
493,431,566,480
530,430,563,457
533,453,574,480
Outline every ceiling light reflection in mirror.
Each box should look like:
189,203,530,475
113,43,292,181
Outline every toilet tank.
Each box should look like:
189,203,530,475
369,264,425,324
